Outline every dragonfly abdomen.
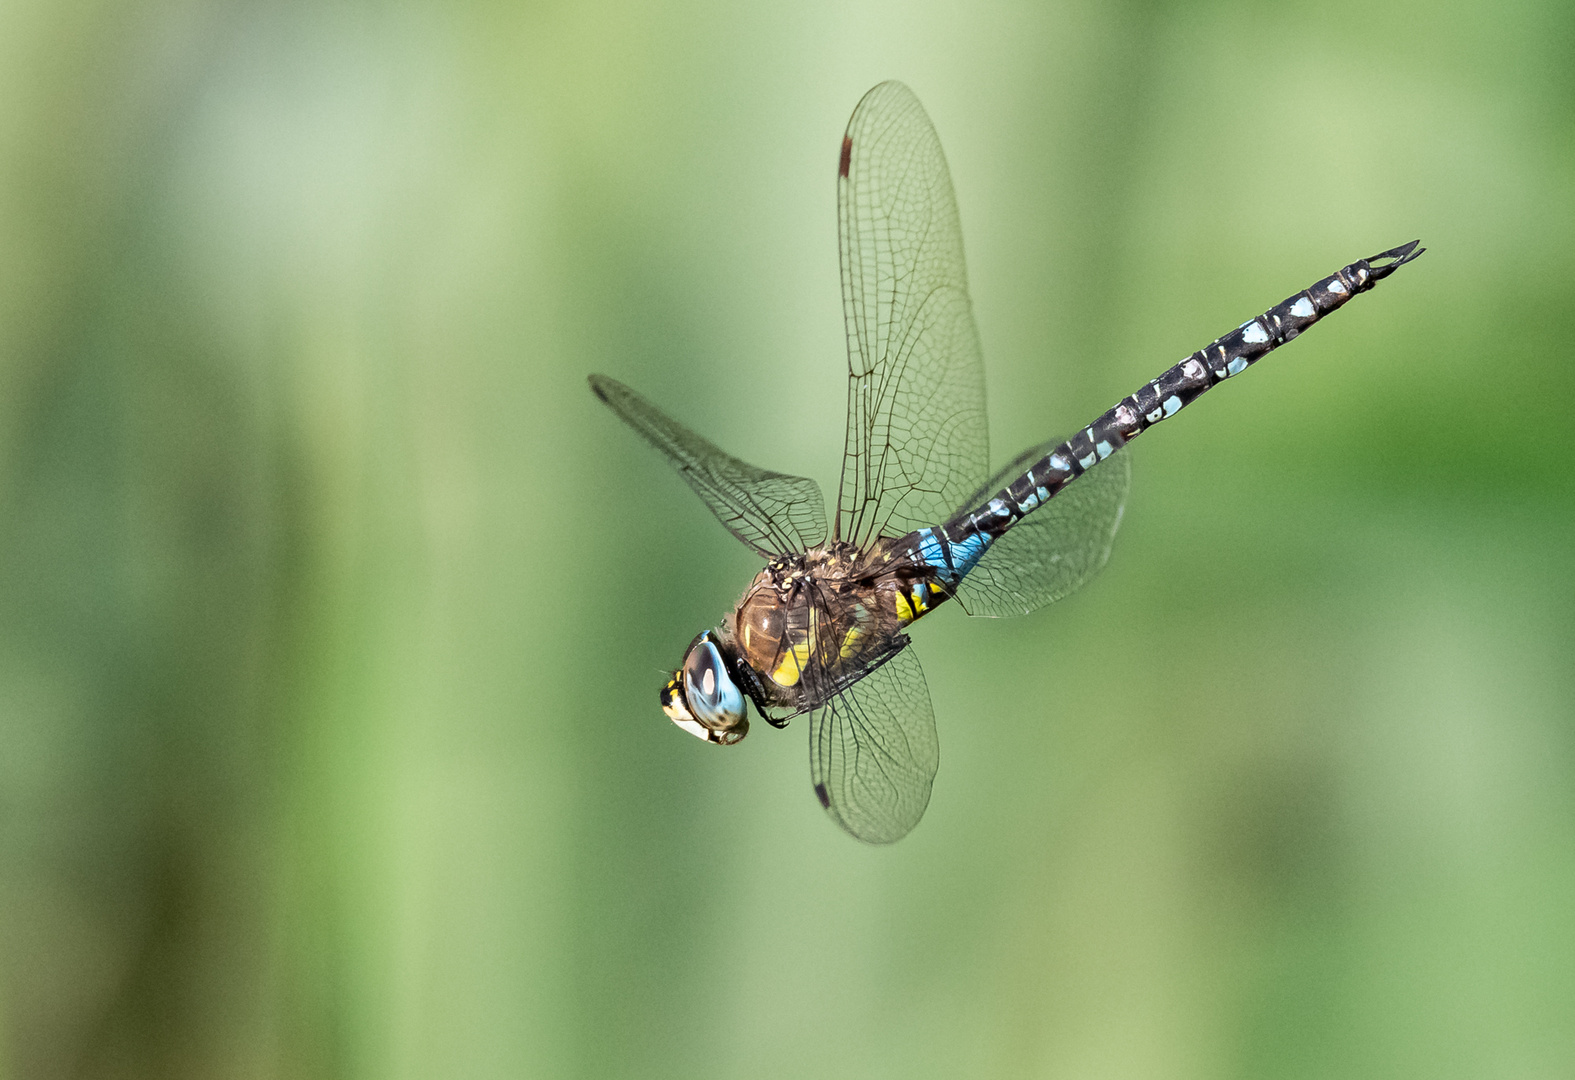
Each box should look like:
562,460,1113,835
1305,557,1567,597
1097,241,1422,447
915,241,1425,581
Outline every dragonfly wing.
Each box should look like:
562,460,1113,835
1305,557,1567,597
836,81,989,548
589,374,827,557
809,640,938,844
954,446,1131,617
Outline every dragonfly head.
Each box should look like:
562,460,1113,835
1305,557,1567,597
660,631,748,745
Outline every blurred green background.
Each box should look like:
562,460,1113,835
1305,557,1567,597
2,0,1572,1077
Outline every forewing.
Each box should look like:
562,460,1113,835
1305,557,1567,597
589,374,826,556
836,81,988,547
809,641,938,844
955,447,1131,617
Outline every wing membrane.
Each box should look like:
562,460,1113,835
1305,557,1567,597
589,374,826,556
836,81,988,547
955,447,1131,617
809,641,938,844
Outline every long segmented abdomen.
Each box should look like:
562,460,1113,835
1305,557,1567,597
908,241,1423,584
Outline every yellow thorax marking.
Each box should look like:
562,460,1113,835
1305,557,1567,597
839,626,864,659
771,638,813,687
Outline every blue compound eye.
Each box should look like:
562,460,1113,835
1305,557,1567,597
681,635,747,735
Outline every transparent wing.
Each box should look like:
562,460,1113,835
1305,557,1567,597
836,81,989,548
954,446,1131,617
809,641,938,844
589,374,827,557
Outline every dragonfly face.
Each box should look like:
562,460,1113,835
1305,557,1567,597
591,81,1421,843
661,632,748,745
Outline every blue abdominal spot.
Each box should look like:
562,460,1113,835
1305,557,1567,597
948,532,990,577
916,527,992,584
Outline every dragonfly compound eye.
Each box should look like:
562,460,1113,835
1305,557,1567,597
673,633,747,742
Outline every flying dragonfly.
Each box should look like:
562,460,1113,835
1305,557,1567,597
590,81,1421,843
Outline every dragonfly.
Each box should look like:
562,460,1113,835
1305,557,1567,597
590,81,1421,843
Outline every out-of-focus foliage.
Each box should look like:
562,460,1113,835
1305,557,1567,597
1,1,1571,1078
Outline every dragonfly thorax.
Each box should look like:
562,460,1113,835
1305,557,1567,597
713,541,926,720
